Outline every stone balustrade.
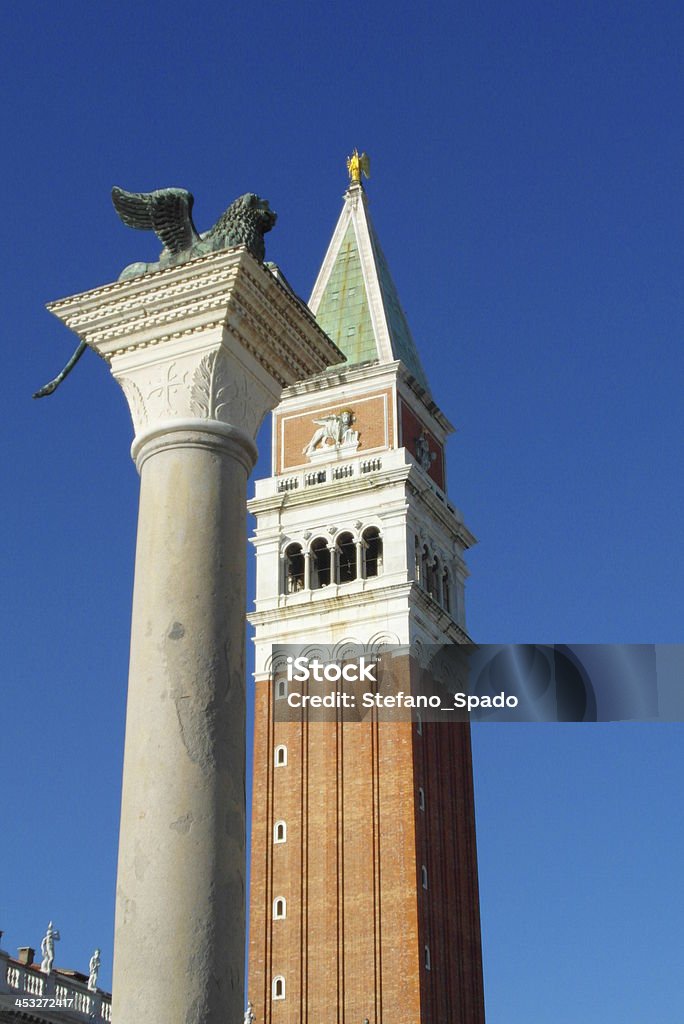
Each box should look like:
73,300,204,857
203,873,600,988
259,446,460,518
258,448,411,499
0,949,111,1022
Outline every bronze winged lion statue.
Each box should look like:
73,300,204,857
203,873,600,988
34,187,277,399
111,187,277,277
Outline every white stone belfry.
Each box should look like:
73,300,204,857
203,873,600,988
48,247,341,1024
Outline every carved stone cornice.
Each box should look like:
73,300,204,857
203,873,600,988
247,580,417,630
47,248,343,449
409,584,473,644
406,466,477,550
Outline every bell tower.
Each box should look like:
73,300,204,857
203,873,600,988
247,160,485,1023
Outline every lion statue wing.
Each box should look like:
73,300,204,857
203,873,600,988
112,186,200,254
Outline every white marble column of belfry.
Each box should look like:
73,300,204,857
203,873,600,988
48,249,341,1024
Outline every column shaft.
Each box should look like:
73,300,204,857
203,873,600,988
112,427,255,1024
47,248,343,1024
355,540,364,581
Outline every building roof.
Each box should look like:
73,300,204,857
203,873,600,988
308,182,432,395
0,946,111,1024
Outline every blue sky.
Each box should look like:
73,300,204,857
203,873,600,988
1,2,682,1020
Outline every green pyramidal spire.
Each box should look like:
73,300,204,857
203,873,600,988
309,171,432,396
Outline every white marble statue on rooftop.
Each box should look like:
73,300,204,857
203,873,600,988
88,949,101,991
244,1001,255,1024
40,922,60,974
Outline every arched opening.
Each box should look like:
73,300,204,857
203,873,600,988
336,532,357,584
432,556,442,604
274,745,287,767
274,678,287,701
274,821,286,844
442,567,451,614
273,897,286,920
284,543,304,593
421,864,428,889
423,548,438,602
310,538,331,588
418,786,425,811
424,946,431,971
363,527,383,578
421,545,430,590
272,976,285,1000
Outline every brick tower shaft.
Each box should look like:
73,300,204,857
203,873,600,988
247,166,485,1023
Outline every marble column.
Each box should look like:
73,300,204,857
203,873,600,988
48,249,341,1024
355,538,364,581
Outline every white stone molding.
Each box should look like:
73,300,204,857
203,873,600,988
331,639,364,661
367,630,401,649
297,644,330,665
304,533,330,554
48,250,342,453
132,422,258,475
261,651,290,678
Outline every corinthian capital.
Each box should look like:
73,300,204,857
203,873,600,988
47,248,341,452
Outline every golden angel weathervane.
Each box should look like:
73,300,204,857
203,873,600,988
347,148,371,185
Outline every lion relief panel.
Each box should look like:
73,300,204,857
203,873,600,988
277,389,394,473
